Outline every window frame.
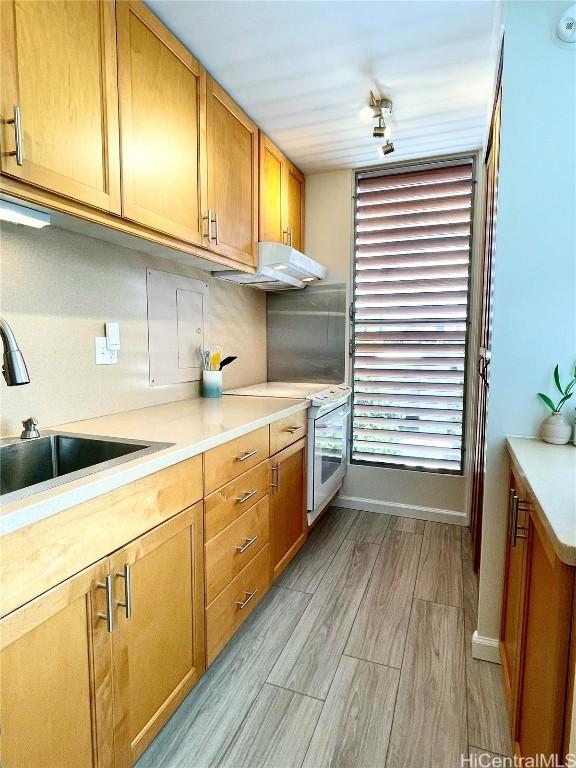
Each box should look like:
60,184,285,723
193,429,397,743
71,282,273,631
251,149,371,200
349,155,477,476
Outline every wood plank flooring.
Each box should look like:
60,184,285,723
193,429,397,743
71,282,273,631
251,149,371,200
138,509,512,768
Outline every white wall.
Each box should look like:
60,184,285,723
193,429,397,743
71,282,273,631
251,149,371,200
0,223,267,436
476,1,576,652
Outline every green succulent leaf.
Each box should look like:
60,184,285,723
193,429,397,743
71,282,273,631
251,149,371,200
553,364,564,395
537,393,556,412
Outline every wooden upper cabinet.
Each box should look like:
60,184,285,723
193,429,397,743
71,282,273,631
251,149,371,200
206,76,258,266
259,133,286,244
259,133,305,250
0,559,113,768
110,504,204,765
287,163,305,252
0,0,121,212
116,0,206,245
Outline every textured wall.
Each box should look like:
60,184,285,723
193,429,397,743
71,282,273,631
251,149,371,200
0,223,267,436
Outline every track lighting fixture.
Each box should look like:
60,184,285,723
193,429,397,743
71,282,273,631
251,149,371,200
378,140,395,158
373,116,392,140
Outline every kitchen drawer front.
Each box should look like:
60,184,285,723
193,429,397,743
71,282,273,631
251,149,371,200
206,545,270,665
205,496,269,604
270,411,308,455
204,460,270,541
204,427,269,494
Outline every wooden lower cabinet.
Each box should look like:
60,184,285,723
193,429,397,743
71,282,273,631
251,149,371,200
500,468,575,761
206,545,270,665
110,503,204,765
270,437,307,580
0,559,113,768
0,504,204,768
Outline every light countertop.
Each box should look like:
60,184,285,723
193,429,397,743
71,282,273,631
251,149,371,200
506,437,576,565
1,395,308,536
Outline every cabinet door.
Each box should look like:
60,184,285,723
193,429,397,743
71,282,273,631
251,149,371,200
270,438,307,580
206,76,258,266
0,559,113,768
259,133,286,244
516,515,574,760
287,163,305,252
116,1,206,244
110,503,204,765
0,0,120,212
500,478,529,733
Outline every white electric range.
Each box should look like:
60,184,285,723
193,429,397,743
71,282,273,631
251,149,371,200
225,382,351,526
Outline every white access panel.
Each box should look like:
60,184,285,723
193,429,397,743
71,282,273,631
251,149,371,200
146,268,208,386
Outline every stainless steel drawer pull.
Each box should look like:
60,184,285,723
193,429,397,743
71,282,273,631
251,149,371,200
236,489,258,505
271,463,280,490
203,208,213,240
286,425,303,434
214,212,220,245
236,449,258,462
115,563,132,619
7,105,23,166
236,589,257,609
97,574,114,633
236,535,258,553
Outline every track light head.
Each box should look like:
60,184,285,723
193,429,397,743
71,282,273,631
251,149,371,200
377,140,395,158
373,117,392,139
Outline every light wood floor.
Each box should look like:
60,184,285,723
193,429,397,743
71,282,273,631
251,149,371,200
137,508,512,768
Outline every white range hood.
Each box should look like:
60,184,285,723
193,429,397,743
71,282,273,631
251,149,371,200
213,242,327,290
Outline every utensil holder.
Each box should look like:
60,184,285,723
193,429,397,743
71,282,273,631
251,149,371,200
202,370,222,398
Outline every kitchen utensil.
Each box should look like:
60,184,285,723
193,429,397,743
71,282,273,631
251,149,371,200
219,356,237,370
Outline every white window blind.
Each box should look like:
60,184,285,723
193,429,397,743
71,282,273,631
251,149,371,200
352,161,474,473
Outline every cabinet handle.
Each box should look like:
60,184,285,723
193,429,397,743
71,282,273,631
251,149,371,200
236,449,258,462
271,463,280,490
115,563,132,620
236,535,258,554
7,105,23,166
282,229,288,245
214,212,220,245
203,209,213,240
236,589,257,609
288,228,293,246
510,491,519,547
97,574,114,633
236,489,258,505
286,425,303,434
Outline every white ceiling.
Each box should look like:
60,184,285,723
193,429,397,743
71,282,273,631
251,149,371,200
146,0,500,174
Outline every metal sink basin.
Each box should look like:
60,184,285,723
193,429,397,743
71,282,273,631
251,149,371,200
0,432,173,504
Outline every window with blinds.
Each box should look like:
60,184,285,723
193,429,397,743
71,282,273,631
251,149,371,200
352,160,474,474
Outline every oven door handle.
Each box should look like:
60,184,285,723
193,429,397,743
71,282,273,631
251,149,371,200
316,406,351,427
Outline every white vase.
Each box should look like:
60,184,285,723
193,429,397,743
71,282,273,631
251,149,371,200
540,412,572,445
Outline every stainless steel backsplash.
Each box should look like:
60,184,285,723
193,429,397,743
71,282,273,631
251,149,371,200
266,284,346,383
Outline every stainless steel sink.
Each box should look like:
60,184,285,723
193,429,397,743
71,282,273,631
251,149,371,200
0,432,173,504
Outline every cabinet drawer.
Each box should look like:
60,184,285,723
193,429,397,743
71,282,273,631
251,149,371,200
204,460,269,541
270,411,308,455
204,427,269,494
205,496,269,603
206,545,270,665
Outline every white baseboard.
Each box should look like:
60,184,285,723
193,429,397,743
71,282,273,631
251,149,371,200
332,494,467,526
471,630,501,664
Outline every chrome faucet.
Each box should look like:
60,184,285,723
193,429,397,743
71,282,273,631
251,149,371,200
0,316,30,386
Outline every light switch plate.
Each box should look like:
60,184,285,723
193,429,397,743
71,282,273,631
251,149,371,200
95,337,118,365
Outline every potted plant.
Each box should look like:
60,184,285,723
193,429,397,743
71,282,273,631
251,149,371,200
537,363,576,444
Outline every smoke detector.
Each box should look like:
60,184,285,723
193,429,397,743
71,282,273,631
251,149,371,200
556,4,576,45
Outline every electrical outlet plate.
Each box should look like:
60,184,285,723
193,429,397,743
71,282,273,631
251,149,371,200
95,337,118,365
